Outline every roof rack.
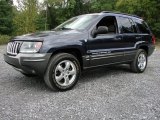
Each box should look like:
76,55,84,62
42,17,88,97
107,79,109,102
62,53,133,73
101,11,141,18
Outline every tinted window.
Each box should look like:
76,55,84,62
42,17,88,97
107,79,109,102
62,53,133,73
129,19,137,33
118,17,135,33
96,16,118,34
135,20,150,34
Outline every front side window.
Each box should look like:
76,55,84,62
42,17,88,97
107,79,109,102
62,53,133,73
55,15,99,31
96,16,118,34
118,17,135,33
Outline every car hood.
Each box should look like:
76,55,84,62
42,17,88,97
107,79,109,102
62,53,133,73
12,30,84,41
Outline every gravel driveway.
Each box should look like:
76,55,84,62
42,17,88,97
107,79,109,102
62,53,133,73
0,45,160,120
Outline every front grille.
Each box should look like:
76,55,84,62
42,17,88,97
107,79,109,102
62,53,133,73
7,42,21,55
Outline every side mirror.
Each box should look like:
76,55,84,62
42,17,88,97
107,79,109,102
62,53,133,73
92,26,108,38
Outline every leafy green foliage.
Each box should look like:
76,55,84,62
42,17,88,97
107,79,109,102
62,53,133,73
0,0,13,35
13,0,39,35
90,0,117,12
0,35,11,44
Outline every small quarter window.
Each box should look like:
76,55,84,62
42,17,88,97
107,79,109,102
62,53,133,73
135,20,150,34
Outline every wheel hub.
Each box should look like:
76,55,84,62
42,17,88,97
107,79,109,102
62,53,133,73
138,53,147,71
54,60,77,87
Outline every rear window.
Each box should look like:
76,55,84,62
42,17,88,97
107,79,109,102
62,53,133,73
135,20,151,34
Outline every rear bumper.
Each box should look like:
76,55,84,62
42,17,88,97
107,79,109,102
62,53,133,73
4,53,52,76
148,44,155,56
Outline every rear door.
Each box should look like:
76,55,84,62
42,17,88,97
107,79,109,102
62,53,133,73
134,19,152,44
116,16,140,61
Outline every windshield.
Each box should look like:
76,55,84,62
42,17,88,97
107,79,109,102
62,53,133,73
54,15,98,31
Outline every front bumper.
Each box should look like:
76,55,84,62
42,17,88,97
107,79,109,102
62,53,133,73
4,53,52,76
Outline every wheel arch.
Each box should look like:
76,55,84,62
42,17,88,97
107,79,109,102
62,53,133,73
49,47,84,70
138,45,149,55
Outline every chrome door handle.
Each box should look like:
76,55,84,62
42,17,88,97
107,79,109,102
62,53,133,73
136,37,141,39
114,37,122,40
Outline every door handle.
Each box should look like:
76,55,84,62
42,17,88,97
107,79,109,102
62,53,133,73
136,36,141,39
114,37,122,41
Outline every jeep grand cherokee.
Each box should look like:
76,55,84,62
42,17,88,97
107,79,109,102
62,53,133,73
4,11,155,91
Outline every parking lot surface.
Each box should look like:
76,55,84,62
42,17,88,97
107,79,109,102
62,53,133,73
0,45,160,120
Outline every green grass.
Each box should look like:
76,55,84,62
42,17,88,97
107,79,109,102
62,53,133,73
0,35,11,45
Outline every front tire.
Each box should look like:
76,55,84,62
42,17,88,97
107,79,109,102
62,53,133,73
130,49,148,73
44,53,81,91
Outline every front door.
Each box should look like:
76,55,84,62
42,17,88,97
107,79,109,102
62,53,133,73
87,16,125,67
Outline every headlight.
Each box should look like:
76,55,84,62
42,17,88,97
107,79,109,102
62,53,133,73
20,42,42,53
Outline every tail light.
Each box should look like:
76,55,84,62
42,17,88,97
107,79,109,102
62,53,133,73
152,35,156,45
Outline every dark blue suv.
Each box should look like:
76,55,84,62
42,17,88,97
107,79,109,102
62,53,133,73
4,11,155,91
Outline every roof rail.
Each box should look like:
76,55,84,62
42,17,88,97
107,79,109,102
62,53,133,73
101,11,141,18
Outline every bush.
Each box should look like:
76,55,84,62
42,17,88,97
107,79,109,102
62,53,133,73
0,35,11,45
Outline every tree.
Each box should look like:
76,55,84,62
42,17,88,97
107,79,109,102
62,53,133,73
90,0,117,12
13,0,39,35
44,0,75,29
0,0,13,35
10,0,160,39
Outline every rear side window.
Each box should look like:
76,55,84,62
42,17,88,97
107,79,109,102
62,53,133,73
117,17,136,33
135,20,150,34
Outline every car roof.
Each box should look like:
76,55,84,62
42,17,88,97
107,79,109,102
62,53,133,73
85,11,143,21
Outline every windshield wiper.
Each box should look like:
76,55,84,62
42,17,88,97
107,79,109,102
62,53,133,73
52,27,73,31
59,27,73,30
